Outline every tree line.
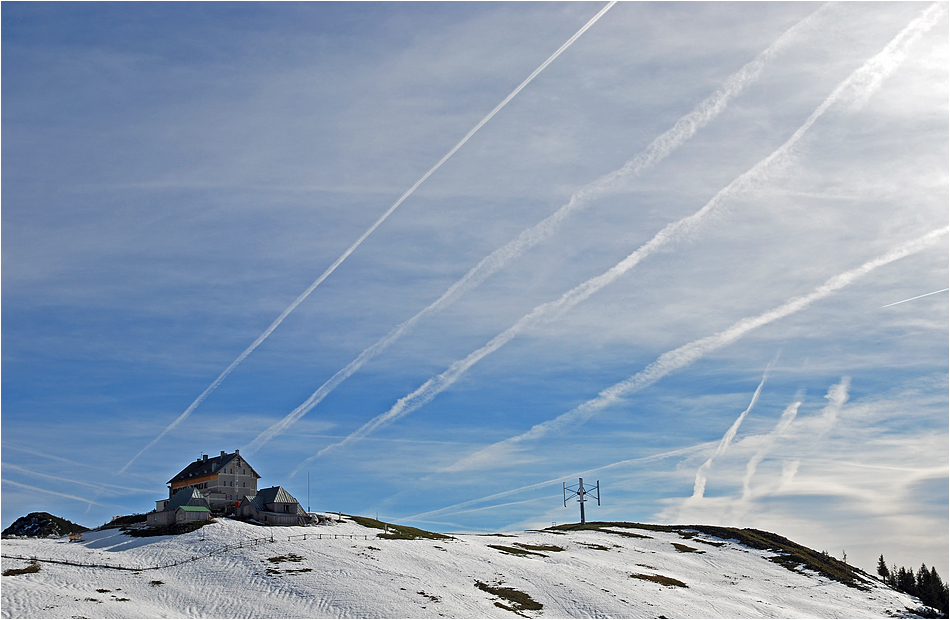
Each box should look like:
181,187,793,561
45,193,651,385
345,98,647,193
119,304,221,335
877,555,948,616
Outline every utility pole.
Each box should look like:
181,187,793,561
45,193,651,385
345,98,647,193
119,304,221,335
307,472,310,513
563,478,600,525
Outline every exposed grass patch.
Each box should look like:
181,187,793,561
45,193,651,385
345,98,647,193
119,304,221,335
114,598,131,602
267,554,304,564
550,522,870,590
95,589,110,593
475,580,542,615
488,544,546,557
549,522,651,539
686,525,871,589
265,554,311,576
149,580,164,587
578,542,612,551
672,543,704,554
631,573,688,588
349,515,453,540
514,543,563,553
3,561,40,576
693,538,726,547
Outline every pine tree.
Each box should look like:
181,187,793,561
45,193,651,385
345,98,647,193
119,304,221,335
877,555,890,580
916,564,933,609
933,567,949,616
897,566,916,596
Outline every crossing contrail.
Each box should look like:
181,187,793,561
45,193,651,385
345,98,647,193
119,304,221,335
882,287,949,308
691,352,780,500
445,226,949,473
741,397,802,500
291,4,945,475
242,5,828,456
118,1,618,474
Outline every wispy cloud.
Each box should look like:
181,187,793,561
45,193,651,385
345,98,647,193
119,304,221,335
119,1,617,473
691,352,780,500
292,5,944,473
2,463,156,496
2,479,114,508
241,6,827,457
446,227,947,472
741,397,802,500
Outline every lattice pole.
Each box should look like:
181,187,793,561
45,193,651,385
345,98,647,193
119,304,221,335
563,478,600,524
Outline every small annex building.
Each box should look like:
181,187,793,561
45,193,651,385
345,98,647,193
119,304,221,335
166,449,260,511
236,486,309,526
148,487,212,527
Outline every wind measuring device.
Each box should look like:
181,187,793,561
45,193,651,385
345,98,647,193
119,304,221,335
563,478,600,525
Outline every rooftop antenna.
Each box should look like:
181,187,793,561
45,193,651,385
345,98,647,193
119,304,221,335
307,472,310,513
563,478,600,525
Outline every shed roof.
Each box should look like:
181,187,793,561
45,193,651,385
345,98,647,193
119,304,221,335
177,506,211,513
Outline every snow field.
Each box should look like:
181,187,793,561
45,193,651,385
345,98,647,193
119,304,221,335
1,517,922,618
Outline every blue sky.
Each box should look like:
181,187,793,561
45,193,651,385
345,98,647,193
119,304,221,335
2,2,947,577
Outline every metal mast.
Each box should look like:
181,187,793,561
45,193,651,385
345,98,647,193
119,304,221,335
563,478,600,524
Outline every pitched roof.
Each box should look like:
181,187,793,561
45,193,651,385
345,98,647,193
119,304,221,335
168,450,260,484
177,506,211,513
255,486,299,505
167,487,207,511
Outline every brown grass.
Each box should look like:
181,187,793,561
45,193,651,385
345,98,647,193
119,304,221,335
631,573,688,588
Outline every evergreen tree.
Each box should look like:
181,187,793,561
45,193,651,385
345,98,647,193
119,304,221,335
877,555,890,580
897,566,917,596
932,567,949,616
916,564,933,608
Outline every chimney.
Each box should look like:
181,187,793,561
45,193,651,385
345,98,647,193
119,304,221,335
202,454,208,461
220,451,226,457
235,449,240,455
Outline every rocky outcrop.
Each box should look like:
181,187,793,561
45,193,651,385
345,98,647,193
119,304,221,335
1,512,89,538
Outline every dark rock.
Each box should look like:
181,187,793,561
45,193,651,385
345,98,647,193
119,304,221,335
1,512,89,538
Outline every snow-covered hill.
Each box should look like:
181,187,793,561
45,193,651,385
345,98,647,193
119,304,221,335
0,516,929,618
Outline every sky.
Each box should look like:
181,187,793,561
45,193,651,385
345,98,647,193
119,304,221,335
2,2,947,579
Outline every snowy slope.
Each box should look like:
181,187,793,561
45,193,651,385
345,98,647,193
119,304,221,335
0,516,926,618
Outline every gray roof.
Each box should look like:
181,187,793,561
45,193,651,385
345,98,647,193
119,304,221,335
168,450,260,485
255,486,298,505
167,487,206,511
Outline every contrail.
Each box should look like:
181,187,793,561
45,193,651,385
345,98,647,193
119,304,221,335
446,226,949,473
118,1,617,474
691,352,780,500
291,4,945,475
741,397,802,500
242,5,828,456
2,478,113,507
2,463,156,495
882,287,949,308
400,441,715,522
